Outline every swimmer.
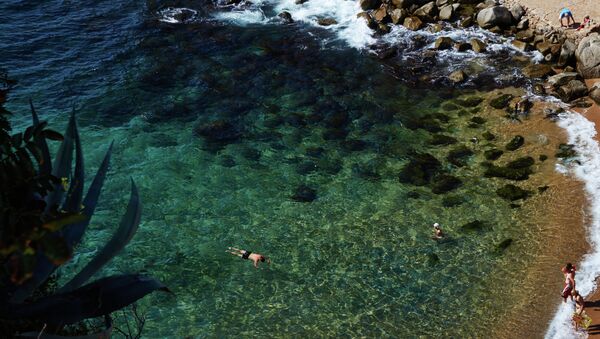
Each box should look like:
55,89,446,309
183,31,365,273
432,223,444,240
227,247,271,268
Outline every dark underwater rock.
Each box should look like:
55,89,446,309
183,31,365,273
505,135,524,151
306,147,325,158
506,156,534,169
193,120,241,144
352,162,381,181
539,154,548,162
447,146,474,167
431,174,462,194
297,161,318,175
278,11,294,23
455,96,483,107
407,191,421,199
496,184,530,200
292,185,317,202
489,93,513,109
403,116,443,133
484,165,531,180
398,153,442,186
470,116,486,125
342,139,368,152
441,195,465,207
461,220,486,232
430,134,457,146
218,155,236,168
322,128,349,140
484,149,503,160
556,143,576,158
495,238,513,253
482,131,496,141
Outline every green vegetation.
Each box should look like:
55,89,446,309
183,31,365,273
0,71,168,336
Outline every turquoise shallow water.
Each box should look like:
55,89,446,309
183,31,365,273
2,1,547,337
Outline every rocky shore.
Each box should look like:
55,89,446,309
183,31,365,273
346,0,600,106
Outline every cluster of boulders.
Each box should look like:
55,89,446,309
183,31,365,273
354,0,600,104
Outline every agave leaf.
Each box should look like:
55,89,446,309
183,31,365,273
44,114,76,214
9,255,55,303
62,142,113,248
30,100,52,175
60,179,141,292
62,124,84,213
38,234,71,266
6,274,169,325
42,213,87,232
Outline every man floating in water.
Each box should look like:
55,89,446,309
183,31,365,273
228,247,271,268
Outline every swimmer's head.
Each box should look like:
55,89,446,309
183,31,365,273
260,256,266,262
433,223,440,229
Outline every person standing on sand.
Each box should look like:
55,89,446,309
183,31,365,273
559,8,575,28
227,247,271,268
561,263,576,302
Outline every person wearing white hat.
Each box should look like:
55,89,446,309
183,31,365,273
432,223,444,239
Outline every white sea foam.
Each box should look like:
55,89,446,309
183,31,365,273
544,111,600,339
158,7,199,24
212,0,375,48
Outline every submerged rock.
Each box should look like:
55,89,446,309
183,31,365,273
506,156,534,169
484,149,503,160
431,174,462,194
447,146,474,167
292,185,317,202
398,153,442,186
441,195,465,207
484,165,531,180
489,93,513,109
449,70,468,83
461,220,486,232
505,135,524,151
496,184,530,200
278,11,294,23
456,96,483,107
495,238,513,253
556,143,576,158
482,131,495,140
317,17,338,26
193,120,241,144
430,134,458,146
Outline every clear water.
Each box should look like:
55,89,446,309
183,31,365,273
2,1,550,337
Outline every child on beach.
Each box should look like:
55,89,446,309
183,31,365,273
572,290,591,331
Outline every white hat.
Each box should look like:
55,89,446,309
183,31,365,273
433,223,440,228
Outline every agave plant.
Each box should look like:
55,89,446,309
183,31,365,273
0,101,169,336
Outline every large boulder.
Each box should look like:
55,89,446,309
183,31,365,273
470,38,487,53
434,36,455,50
392,0,413,8
477,6,513,29
403,16,424,30
547,72,580,88
591,82,600,105
558,80,588,102
575,33,600,78
439,5,454,21
522,64,554,78
390,9,407,24
414,2,438,20
360,0,382,10
510,4,525,22
558,39,576,67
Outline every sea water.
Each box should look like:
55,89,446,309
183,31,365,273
1,0,589,337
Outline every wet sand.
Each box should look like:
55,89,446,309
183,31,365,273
470,88,590,338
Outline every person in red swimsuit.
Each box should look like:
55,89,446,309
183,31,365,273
561,263,576,302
